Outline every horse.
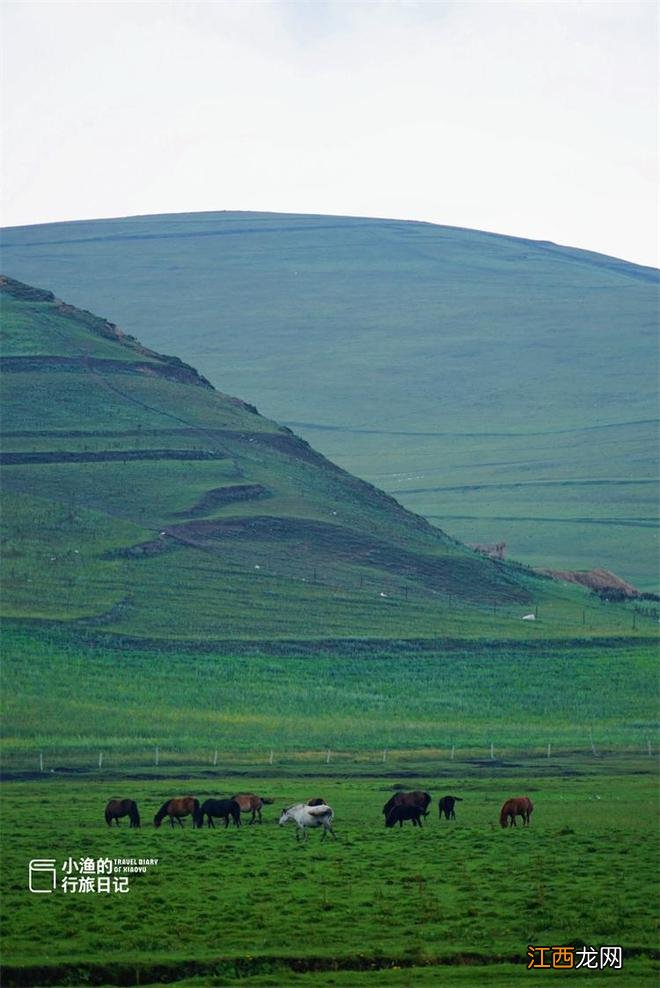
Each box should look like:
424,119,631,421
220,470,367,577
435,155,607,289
154,796,199,828
438,795,463,820
500,796,533,828
382,791,431,818
278,803,336,841
195,798,241,828
105,798,140,827
385,804,424,828
230,793,273,824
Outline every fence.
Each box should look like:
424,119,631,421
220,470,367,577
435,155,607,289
3,738,657,777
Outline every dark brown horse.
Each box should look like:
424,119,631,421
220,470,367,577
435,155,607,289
500,796,533,828
385,804,425,828
230,793,274,824
438,795,462,820
105,798,140,827
154,796,199,828
195,798,241,828
382,791,431,818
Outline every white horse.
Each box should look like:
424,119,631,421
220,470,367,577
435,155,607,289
278,803,336,841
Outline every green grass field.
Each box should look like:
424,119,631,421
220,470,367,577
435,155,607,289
0,272,657,985
3,211,657,588
1,765,657,986
2,626,658,770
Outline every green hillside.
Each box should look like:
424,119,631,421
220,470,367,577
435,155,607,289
1,274,651,642
2,211,657,589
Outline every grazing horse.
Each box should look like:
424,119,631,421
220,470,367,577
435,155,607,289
438,795,463,820
105,798,140,827
196,798,241,829
385,804,424,828
500,796,533,828
382,791,431,818
154,796,199,828
230,793,273,824
278,803,336,841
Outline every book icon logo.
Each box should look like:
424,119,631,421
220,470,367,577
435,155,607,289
28,859,57,893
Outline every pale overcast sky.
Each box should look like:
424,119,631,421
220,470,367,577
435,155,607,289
1,0,657,266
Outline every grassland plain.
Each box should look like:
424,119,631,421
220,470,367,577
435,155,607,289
2,211,658,588
1,767,657,987
2,627,659,768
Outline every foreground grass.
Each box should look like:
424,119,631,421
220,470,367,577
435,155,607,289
1,768,657,985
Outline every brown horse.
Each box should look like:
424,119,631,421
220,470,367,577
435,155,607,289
154,796,199,828
382,791,431,818
500,796,533,828
230,793,274,824
105,798,140,827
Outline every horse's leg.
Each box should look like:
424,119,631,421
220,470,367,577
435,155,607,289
169,816,175,828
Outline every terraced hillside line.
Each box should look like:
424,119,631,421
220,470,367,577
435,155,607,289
0,449,227,465
0,354,212,388
162,515,531,603
175,483,271,516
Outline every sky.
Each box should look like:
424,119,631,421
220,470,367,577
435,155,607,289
1,0,657,267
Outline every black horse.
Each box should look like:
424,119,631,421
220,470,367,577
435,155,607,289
195,798,241,828
385,804,425,828
438,795,463,820
105,798,140,827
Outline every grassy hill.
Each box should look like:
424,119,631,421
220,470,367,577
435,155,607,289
1,274,653,642
2,211,658,590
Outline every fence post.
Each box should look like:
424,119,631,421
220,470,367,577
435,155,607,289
547,743,551,759
326,749,331,764
490,742,495,760
98,751,104,769
647,739,653,757
382,748,388,763
155,746,160,767
39,751,44,773
589,730,598,757
213,749,218,767
451,744,455,761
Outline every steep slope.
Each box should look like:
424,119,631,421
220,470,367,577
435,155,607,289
2,211,657,589
0,275,532,640
2,276,644,642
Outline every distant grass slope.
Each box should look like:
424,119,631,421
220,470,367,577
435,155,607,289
2,211,657,589
2,275,653,642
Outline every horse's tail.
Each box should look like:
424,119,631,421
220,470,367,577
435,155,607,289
453,796,463,801
499,804,509,828
191,799,201,827
130,802,141,827
154,801,169,827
